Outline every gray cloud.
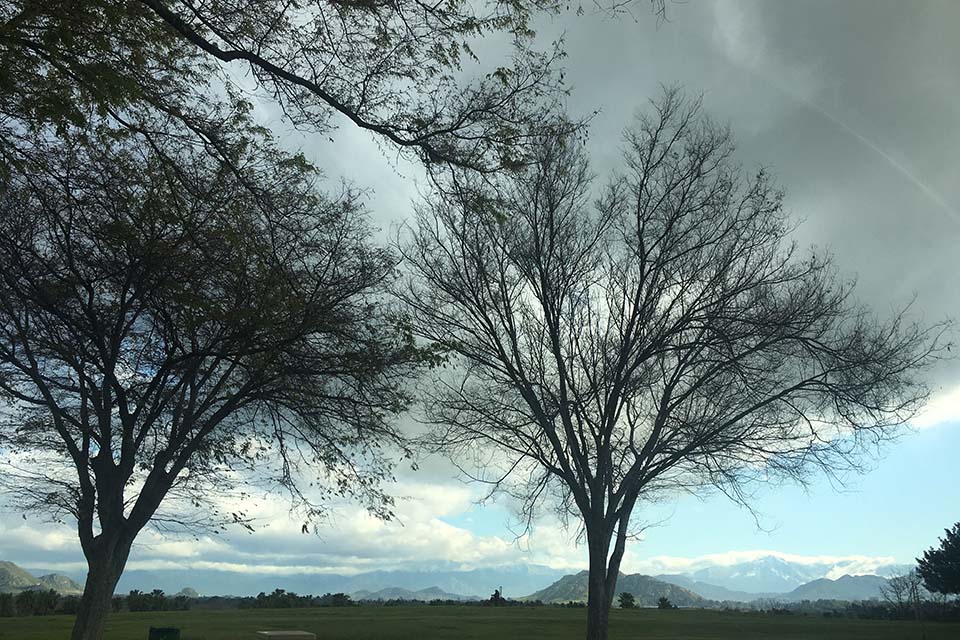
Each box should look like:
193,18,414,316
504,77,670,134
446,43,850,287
527,1,960,394
3,0,958,580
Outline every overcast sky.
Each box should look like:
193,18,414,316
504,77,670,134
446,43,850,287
2,0,959,583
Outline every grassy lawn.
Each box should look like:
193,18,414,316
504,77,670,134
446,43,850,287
0,606,955,640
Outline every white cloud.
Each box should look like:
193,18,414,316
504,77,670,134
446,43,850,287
0,495,903,584
0,523,76,552
0,460,581,577
912,383,960,429
514,523,586,571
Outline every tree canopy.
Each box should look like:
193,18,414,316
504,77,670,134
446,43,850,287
399,89,947,640
918,523,960,595
0,114,423,638
1,0,667,172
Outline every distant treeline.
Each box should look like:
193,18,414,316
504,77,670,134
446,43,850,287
228,588,546,609
0,589,192,618
185,589,547,610
237,589,355,609
720,598,960,623
124,590,192,612
0,589,64,617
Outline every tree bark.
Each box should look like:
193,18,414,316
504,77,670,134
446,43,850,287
71,533,133,640
585,526,615,640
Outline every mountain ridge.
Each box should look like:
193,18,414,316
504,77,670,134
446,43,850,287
680,556,902,594
655,574,776,602
0,561,83,595
783,574,888,601
529,568,892,605
523,570,705,607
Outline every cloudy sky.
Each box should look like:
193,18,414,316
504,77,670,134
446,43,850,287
2,0,959,586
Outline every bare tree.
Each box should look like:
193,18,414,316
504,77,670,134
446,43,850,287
398,89,947,640
882,572,912,618
882,570,925,621
0,120,422,640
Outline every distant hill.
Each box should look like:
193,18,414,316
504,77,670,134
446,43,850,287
783,574,888,601
0,561,40,592
352,586,478,601
656,574,773,602
0,561,83,595
524,571,704,607
658,571,889,603
36,573,84,594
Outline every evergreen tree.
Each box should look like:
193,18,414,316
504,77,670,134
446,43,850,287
918,522,960,595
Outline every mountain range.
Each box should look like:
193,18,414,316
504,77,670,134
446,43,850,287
659,555,907,594
684,555,823,593
9,554,901,603
0,561,83,595
527,569,891,605
654,555,902,601
37,563,567,599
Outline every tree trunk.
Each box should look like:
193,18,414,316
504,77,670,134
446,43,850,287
585,527,615,640
71,534,133,640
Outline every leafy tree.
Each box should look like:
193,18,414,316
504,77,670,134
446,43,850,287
0,0,665,174
60,596,82,616
657,596,674,610
13,590,37,617
399,88,947,640
0,118,422,639
126,590,154,613
13,589,59,616
253,589,297,609
918,522,960,595
617,592,635,609
0,8,671,638
0,592,14,617
321,592,355,607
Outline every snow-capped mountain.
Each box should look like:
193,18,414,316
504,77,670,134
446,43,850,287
689,556,827,593
662,555,907,594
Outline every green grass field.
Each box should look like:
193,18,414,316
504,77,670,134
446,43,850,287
1,606,956,640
